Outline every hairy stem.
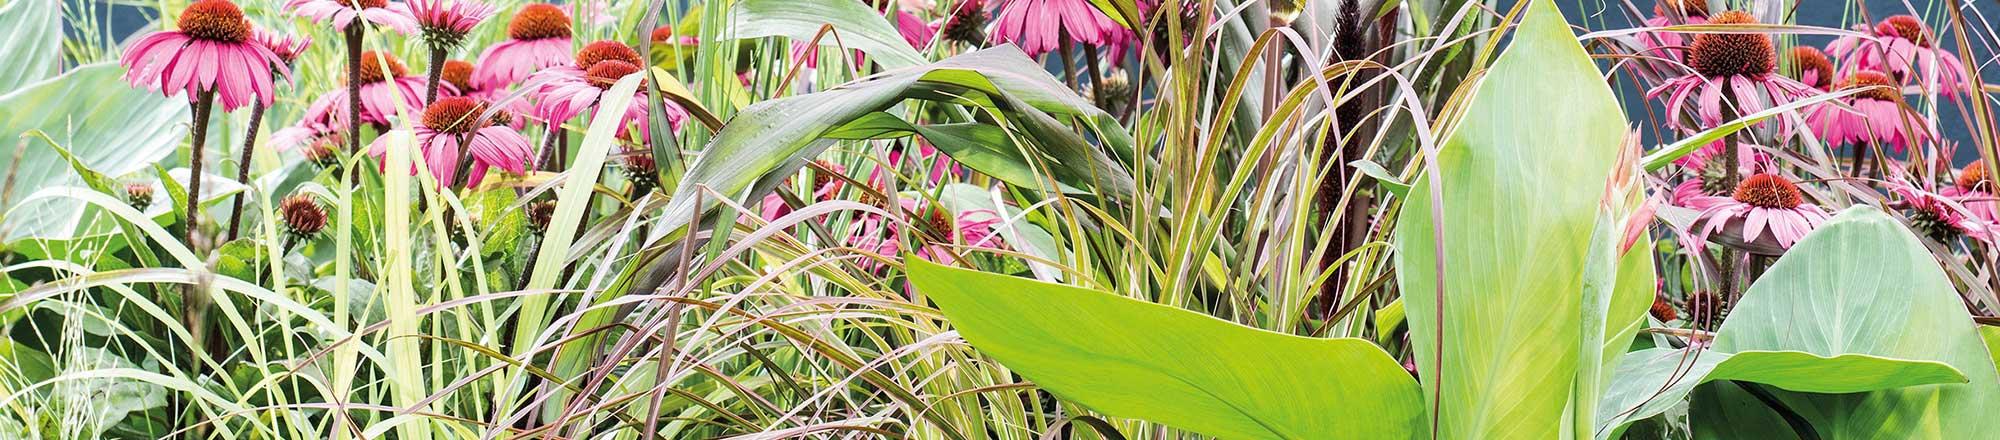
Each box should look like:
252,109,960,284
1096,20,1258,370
424,41,446,104
226,103,266,242
345,24,364,154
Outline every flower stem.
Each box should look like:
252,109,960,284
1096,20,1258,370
345,24,364,154
187,89,217,248
224,103,266,243
1083,44,1107,110
1058,32,1077,90
539,121,561,171
424,41,446,104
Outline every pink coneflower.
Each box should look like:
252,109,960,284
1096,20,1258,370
1805,70,1934,151
409,0,494,101
528,41,687,138
286,0,418,34
1646,11,1817,134
409,0,491,46
1688,173,1831,252
990,0,1127,58
296,51,430,127
121,0,290,111
1783,46,1834,90
1826,15,1969,97
1943,161,2000,224
852,198,1007,266
1889,180,1993,243
759,160,848,222
252,29,312,66
1636,0,1709,61
1670,142,1771,208
368,97,531,187
473,3,573,90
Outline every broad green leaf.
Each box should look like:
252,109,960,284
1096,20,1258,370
1597,348,1966,439
0,63,188,242
906,260,1426,439
1690,206,2000,439
0,0,59,91
725,0,926,69
1393,0,1629,437
1984,325,2000,377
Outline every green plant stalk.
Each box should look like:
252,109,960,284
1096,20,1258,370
225,102,265,242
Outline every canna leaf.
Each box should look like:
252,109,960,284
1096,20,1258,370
907,259,1426,439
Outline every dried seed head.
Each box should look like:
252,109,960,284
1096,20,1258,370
525,199,557,234
280,194,328,237
1687,290,1723,323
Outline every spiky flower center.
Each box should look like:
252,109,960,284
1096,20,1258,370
507,3,571,41
1687,290,1723,323
1650,296,1678,322
340,0,387,9
1840,71,1900,102
575,40,641,69
441,60,475,92
1687,11,1775,78
1655,0,1708,17
942,0,988,46
1959,161,1989,191
281,194,328,236
421,97,489,134
356,51,407,84
1883,15,1931,47
303,138,341,168
585,60,641,89
924,205,954,237
810,160,840,189
650,26,677,43
1784,46,1834,89
178,0,251,42
1732,173,1805,209
1907,200,1964,242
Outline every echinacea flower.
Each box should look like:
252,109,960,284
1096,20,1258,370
1804,70,1934,151
1687,173,1831,253
1826,15,1968,97
368,96,531,187
121,0,291,111
1646,11,1817,134
616,150,660,195
124,183,155,210
409,0,493,48
1888,180,1993,243
1636,0,1709,60
473,3,573,90
937,0,987,47
252,29,312,66
528,41,688,137
1943,161,2000,224
852,198,1007,266
286,0,418,34
990,0,1128,57
1783,46,1834,90
294,51,430,128
1670,142,1771,208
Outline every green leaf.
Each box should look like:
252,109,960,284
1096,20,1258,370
1597,348,1966,439
1392,0,1630,437
725,0,926,69
1687,206,2000,439
906,260,1426,439
0,0,59,91
0,63,188,242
